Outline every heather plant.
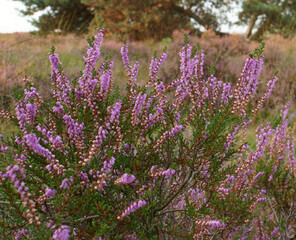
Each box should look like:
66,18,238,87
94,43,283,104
0,29,295,240
161,30,296,112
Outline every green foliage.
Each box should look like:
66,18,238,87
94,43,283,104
249,42,265,58
14,0,94,35
239,0,296,40
15,0,231,40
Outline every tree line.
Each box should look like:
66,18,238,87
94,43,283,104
15,0,296,40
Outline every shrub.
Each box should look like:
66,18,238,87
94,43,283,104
0,29,295,239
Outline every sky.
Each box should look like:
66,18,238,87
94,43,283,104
0,0,38,33
0,0,247,34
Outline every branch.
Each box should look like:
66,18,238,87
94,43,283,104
172,4,210,30
153,170,194,214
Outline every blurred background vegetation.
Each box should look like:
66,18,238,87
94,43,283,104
13,0,296,41
1,0,296,140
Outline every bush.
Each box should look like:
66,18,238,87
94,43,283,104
0,29,295,239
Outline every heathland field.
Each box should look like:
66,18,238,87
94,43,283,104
1,29,296,239
1,30,295,139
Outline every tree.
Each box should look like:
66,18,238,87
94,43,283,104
16,0,231,40
14,0,94,34
82,0,231,40
239,0,296,40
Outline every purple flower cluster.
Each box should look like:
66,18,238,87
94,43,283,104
252,123,274,163
25,134,54,160
83,126,109,165
44,187,57,199
78,30,104,92
161,168,176,176
118,200,147,220
149,51,168,84
207,220,225,228
0,164,40,224
13,229,28,240
109,100,122,124
52,225,70,240
60,177,73,189
93,157,115,191
1,165,26,194
49,53,72,107
132,93,147,125
115,173,136,185
232,57,264,115
36,125,64,151
168,124,183,136
63,114,85,150
223,125,240,157
121,43,140,85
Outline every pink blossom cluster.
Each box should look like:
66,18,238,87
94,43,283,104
117,200,147,220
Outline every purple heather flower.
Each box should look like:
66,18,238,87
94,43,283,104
46,165,52,171
232,57,264,115
133,93,147,119
47,222,56,229
24,87,39,102
161,169,176,176
218,187,230,194
52,225,70,240
124,143,130,151
252,123,274,163
268,166,278,181
149,52,168,83
121,43,130,70
131,61,140,84
176,199,186,209
221,82,231,103
44,188,56,198
148,114,155,121
63,114,84,147
37,125,63,150
25,103,37,120
109,100,122,124
60,178,71,189
79,172,89,182
271,227,279,237
168,125,183,136
100,71,110,92
76,29,104,102
50,136,63,146
49,53,72,106
254,171,264,181
207,220,225,228
115,173,136,185
92,126,108,149
118,200,147,220
287,139,296,168
223,125,240,157
265,76,278,99
49,53,59,69
1,146,7,152
15,103,28,129
53,104,64,115
101,157,115,173
121,43,140,85
281,101,290,120
25,134,53,160
13,228,28,240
